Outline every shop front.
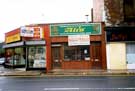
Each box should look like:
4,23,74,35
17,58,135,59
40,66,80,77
106,26,135,70
3,41,46,70
3,26,46,70
3,42,26,68
51,42,103,69
47,23,106,71
25,40,46,70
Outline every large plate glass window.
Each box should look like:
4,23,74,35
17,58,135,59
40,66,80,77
64,43,90,61
5,49,14,65
126,43,135,69
28,46,46,68
14,48,25,65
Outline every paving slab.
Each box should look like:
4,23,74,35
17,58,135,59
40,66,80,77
1,68,135,77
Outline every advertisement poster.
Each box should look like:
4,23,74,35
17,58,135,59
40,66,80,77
68,35,90,46
20,27,34,37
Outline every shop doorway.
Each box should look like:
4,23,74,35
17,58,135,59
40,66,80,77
52,47,61,69
91,43,102,69
126,43,135,69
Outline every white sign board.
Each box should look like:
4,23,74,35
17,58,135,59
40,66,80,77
34,60,46,68
68,35,90,46
20,27,34,37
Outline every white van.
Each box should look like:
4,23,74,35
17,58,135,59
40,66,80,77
0,58,5,65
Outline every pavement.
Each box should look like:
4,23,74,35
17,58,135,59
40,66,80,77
1,65,135,77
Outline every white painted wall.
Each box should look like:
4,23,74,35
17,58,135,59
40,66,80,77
106,43,127,70
106,44,110,69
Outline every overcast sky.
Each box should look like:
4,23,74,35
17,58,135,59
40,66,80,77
0,0,93,42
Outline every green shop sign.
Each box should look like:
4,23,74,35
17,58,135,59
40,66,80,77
50,23,101,36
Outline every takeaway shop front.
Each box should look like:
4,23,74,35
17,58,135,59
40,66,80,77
47,23,106,71
3,26,46,70
106,26,135,70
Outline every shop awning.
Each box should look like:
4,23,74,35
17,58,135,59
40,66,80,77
3,40,46,48
3,41,24,48
25,40,45,45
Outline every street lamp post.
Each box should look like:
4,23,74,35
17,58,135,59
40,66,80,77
85,14,89,23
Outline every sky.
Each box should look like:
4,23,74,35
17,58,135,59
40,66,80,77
0,0,93,42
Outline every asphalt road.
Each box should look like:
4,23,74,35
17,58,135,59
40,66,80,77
0,76,135,91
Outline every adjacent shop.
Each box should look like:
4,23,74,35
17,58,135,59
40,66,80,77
106,26,135,69
3,26,46,70
46,23,106,71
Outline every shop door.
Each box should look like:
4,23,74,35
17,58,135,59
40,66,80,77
126,43,135,69
91,43,102,69
52,47,61,69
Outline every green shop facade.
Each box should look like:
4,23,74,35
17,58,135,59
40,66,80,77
46,22,107,71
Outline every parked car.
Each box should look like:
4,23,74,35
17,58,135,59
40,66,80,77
0,58,5,65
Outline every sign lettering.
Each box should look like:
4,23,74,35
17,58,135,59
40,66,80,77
6,33,21,43
50,23,101,36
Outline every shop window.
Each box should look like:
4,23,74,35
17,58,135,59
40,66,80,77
28,46,46,68
126,43,135,64
5,49,14,65
5,48,25,66
14,48,25,65
64,44,90,61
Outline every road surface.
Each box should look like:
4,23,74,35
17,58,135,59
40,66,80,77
0,76,135,91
